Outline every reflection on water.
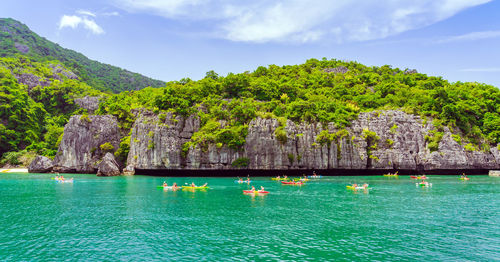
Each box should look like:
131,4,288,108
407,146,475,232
0,174,499,261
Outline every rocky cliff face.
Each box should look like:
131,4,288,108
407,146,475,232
28,156,54,173
74,96,100,114
126,112,199,170
53,115,120,173
125,110,500,173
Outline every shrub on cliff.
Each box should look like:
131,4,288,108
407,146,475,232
231,157,249,168
100,142,114,153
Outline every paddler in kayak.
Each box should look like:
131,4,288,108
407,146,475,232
163,181,168,187
461,173,468,179
201,183,208,187
237,177,243,182
249,186,256,192
190,182,196,187
258,186,265,193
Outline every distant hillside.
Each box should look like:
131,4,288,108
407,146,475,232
0,18,165,93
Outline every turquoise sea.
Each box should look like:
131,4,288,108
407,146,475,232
0,173,499,261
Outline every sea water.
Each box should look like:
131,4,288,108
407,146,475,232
0,174,499,261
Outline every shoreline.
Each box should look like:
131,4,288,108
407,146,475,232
0,168,29,173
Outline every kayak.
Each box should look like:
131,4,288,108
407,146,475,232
243,190,269,194
459,177,470,181
235,180,252,183
281,181,304,185
294,178,310,182
181,186,209,190
157,186,180,190
416,182,432,187
410,176,427,179
308,175,322,178
346,185,369,190
383,174,398,177
271,178,289,181
58,179,73,183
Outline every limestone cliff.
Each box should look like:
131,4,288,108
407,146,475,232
53,115,120,173
125,110,500,174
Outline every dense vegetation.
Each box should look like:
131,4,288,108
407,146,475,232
0,18,165,93
0,56,99,161
2,53,500,166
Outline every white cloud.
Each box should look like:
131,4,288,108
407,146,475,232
81,18,105,34
76,10,96,17
102,11,120,16
460,68,500,72
437,30,500,43
58,12,105,35
59,15,82,29
111,0,491,43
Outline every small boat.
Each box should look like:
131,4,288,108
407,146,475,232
271,177,289,181
294,178,310,182
58,178,74,183
459,177,470,181
307,175,322,178
410,176,427,180
383,174,398,177
281,181,304,185
416,182,432,187
346,185,369,190
235,180,252,183
243,190,269,194
157,185,180,190
182,186,209,190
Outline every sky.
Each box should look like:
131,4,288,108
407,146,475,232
1,0,500,87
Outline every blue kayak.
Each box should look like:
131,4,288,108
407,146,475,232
235,180,252,183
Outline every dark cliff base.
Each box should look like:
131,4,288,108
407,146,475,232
135,169,489,177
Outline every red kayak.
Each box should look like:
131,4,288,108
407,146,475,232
410,176,427,179
243,190,269,194
281,181,304,185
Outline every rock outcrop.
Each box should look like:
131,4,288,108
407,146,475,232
74,96,100,114
125,110,500,173
28,156,54,173
53,115,120,173
126,112,199,171
97,153,121,176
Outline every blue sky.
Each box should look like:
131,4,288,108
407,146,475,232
1,0,500,87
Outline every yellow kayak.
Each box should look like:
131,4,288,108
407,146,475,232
346,185,369,190
383,174,398,177
271,178,289,181
182,186,209,190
